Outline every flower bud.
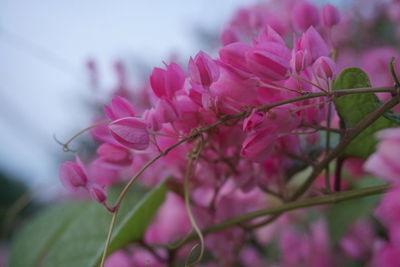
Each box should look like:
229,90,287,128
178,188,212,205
59,156,88,191
189,51,220,88
322,3,340,28
104,96,136,121
89,184,107,204
108,117,150,150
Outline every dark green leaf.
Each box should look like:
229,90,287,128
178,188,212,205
333,67,399,158
9,182,167,267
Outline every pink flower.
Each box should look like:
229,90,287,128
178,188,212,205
150,62,185,100
104,96,136,121
108,117,150,150
321,3,340,28
189,51,220,88
59,156,88,191
292,1,320,31
88,183,107,204
364,128,400,183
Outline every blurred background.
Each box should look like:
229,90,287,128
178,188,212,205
0,0,260,190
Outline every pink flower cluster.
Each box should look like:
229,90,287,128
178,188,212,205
57,0,400,265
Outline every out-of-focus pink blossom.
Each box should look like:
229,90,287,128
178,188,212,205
88,183,107,204
340,220,375,260
59,156,88,191
292,1,320,31
96,143,132,169
322,3,340,28
373,244,400,267
104,96,136,121
364,128,400,183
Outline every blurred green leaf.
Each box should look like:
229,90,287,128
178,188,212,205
9,182,167,267
326,177,384,246
333,67,399,158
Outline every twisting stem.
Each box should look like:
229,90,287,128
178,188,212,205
99,209,118,267
54,119,110,152
183,140,205,267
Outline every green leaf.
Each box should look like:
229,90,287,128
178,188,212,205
9,182,168,267
326,177,384,246
333,67,399,158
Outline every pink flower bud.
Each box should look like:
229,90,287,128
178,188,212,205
292,1,320,31
189,51,220,88
246,43,291,81
108,117,150,150
104,96,136,121
322,4,340,28
59,156,88,191
313,56,336,80
89,184,107,204
150,62,185,100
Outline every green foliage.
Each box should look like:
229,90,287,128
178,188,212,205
333,67,399,158
9,182,167,267
326,177,385,246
